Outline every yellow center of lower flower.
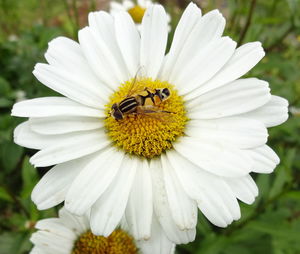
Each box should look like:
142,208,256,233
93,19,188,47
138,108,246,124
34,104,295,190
127,5,146,23
72,230,137,254
105,77,188,158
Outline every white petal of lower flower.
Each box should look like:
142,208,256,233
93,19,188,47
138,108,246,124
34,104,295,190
137,214,176,254
140,4,168,79
11,97,104,118
225,175,258,204
167,10,225,84
31,155,92,210
160,154,198,230
239,95,289,127
188,78,271,118
125,159,153,240
186,117,268,149
33,63,104,108
159,2,201,80
174,37,236,95
29,246,45,254
247,145,280,173
114,11,141,77
185,41,265,100
45,36,112,102
29,116,103,135
150,158,196,244
59,207,89,236
65,147,124,215
31,207,176,254
174,137,253,177
35,218,76,240
166,150,241,227
90,156,138,236
30,231,72,254
30,129,109,167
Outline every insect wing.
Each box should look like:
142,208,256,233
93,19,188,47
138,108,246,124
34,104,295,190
126,66,146,98
137,106,176,123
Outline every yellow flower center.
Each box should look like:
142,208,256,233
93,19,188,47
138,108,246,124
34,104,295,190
127,5,146,23
105,77,188,158
72,230,137,254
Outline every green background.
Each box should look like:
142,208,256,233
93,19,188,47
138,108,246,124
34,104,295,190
0,0,299,253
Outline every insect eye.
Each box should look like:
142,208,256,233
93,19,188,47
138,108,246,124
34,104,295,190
162,88,170,97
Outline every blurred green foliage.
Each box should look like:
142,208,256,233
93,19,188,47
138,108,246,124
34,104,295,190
0,0,299,253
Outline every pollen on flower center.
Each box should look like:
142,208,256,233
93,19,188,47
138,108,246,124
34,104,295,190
72,229,137,254
105,77,188,158
127,5,146,23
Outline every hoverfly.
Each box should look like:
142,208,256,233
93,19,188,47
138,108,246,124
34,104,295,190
110,69,173,121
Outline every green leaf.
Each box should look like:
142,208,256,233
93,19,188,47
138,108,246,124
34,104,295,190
21,156,38,199
0,77,11,96
0,141,23,172
0,97,13,108
0,232,32,254
268,166,289,199
0,185,13,202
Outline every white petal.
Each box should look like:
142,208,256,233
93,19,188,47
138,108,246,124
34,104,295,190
140,5,168,79
125,159,153,240
30,129,109,167
80,12,128,89
150,158,196,244
185,41,265,100
123,0,134,9
59,207,89,236
159,2,201,80
114,11,141,77
89,11,130,80
35,218,76,240
29,246,46,254
31,155,92,210
174,37,236,95
110,2,125,12
225,175,258,204
29,116,103,135
160,154,198,230
137,214,176,254
247,145,280,173
30,231,72,254
188,78,271,119
11,97,104,118
167,9,225,84
33,63,104,108
239,95,289,127
90,156,137,236
137,0,146,7
186,117,268,149
45,36,111,102
174,137,253,177
65,147,124,215
14,121,59,150
166,150,241,227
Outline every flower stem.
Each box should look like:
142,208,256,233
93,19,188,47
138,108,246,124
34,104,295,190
237,0,257,46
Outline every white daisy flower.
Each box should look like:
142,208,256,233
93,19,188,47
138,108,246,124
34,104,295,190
12,2,288,245
110,0,171,31
30,207,175,254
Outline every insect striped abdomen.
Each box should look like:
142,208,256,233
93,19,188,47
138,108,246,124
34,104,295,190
119,97,138,113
